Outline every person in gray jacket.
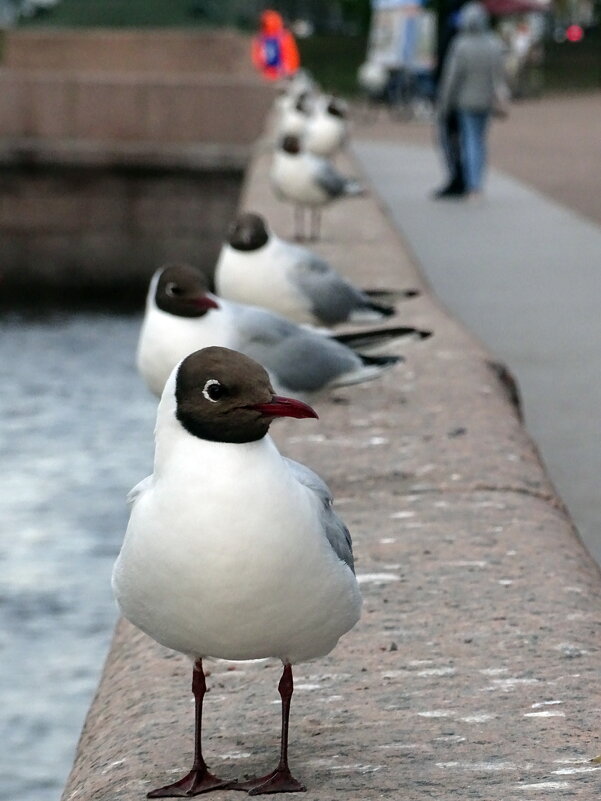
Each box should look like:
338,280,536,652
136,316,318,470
437,1,507,199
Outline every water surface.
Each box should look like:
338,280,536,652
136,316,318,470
1,312,156,801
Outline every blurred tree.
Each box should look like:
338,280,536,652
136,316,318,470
340,0,372,34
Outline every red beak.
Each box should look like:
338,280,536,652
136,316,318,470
191,295,219,311
249,395,318,420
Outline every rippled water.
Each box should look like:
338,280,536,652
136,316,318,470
0,312,157,801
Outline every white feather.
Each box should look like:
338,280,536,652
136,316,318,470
112,379,361,664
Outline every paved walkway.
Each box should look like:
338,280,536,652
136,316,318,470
355,92,601,227
353,98,601,562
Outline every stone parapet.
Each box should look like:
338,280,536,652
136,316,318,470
60,139,601,800
0,71,273,145
2,29,254,74
0,30,274,150
0,30,276,300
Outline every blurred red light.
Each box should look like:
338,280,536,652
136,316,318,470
566,24,584,42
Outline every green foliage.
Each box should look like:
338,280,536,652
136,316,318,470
17,0,372,34
298,34,369,97
544,28,601,92
17,0,208,28
339,0,372,34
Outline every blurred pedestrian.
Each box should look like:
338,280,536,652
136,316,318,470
251,10,300,82
433,108,465,198
436,2,507,200
432,0,466,199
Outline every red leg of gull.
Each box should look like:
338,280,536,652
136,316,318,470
235,664,306,795
294,206,305,242
147,659,235,797
309,209,320,242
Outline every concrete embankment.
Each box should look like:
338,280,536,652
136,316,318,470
0,30,274,300
61,136,601,800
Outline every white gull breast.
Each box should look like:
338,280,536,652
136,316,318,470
112,376,361,664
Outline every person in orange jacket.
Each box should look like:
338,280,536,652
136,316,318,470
252,10,300,81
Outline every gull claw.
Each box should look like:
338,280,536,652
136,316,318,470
147,768,236,797
233,767,306,795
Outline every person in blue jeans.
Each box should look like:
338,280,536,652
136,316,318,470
436,2,507,200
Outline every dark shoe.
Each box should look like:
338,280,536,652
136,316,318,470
432,183,465,199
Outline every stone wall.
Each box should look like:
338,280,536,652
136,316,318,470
0,30,274,146
2,29,253,74
0,29,275,303
0,74,272,145
0,164,241,305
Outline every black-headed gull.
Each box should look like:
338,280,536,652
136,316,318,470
273,70,317,122
303,95,349,158
136,264,430,399
113,346,362,795
275,90,312,139
215,212,422,326
270,134,364,241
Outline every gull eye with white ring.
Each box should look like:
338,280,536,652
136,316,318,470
165,282,182,298
203,379,225,402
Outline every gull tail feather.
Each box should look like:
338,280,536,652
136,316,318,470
359,353,402,367
332,326,432,353
362,288,421,301
329,353,400,389
348,299,396,322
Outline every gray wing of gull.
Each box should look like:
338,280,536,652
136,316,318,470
290,251,373,325
313,159,347,198
284,457,355,573
127,475,153,506
234,304,360,393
